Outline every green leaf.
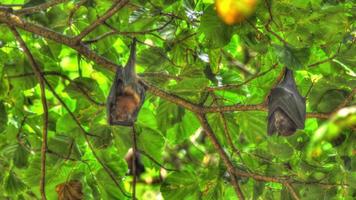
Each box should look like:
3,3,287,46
4,171,27,195
48,135,82,160
137,126,165,165
167,111,200,144
65,77,105,103
0,101,8,133
235,111,267,143
13,145,30,169
200,5,233,49
0,74,9,99
161,171,200,200
274,45,310,69
90,125,113,149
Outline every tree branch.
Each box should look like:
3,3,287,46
197,114,245,200
0,10,348,119
285,182,300,200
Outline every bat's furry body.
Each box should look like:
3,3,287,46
107,39,145,126
125,148,145,176
267,68,306,136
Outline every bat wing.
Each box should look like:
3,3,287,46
107,67,123,125
268,87,305,129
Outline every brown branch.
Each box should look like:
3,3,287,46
211,94,241,156
197,114,245,200
202,103,267,113
0,11,118,71
140,80,202,112
74,0,129,43
0,10,345,119
284,182,300,200
8,26,49,200
232,165,348,189
14,0,68,15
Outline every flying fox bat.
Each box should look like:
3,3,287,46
267,68,306,136
125,148,145,177
107,38,145,126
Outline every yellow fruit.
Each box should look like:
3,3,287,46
215,0,257,25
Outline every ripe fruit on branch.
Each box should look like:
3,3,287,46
215,0,258,25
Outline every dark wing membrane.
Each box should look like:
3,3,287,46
267,111,277,135
268,87,305,129
107,68,121,125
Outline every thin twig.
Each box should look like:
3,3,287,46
131,125,138,200
74,0,129,43
334,87,356,111
221,49,253,76
138,150,179,172
263,0,288,45
68,0,87,26
6,71,105,106
207,63,277,91
84,17,174,44
308,43,342,68
9,26,49,200
284,182,300,200
305,81,314,99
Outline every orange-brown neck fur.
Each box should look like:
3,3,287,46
115,87,140,121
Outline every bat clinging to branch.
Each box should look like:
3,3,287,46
107,38,145,126
267,68,306,136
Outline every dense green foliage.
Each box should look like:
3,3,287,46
0,0,355,199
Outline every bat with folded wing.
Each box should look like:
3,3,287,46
267,68,306,136
107,38,145,126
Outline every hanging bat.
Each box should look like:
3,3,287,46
267,68,306,136
125,148,145,177
107,38,145,126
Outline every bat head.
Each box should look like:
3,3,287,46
269,109,297,136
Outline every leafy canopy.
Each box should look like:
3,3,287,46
0,0,355,199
